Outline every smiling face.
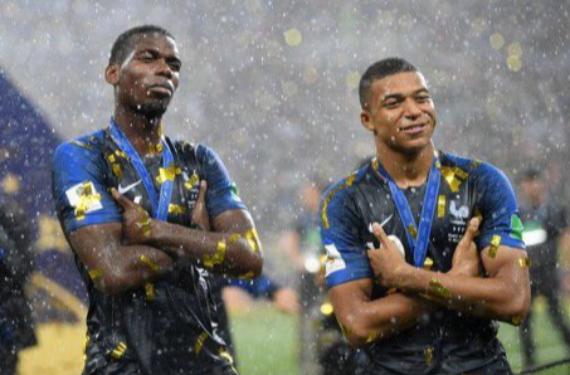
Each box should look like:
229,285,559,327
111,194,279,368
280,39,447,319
105,32,181,118
360,71,436,156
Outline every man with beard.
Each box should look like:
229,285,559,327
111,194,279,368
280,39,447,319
320,58,530,374
52,25,262,375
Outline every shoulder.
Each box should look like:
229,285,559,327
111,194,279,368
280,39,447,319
321,165,369,229
53,130,106,163
441,152,510,185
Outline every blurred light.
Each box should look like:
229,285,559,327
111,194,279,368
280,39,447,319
523,228,547,246
284,28,302,47
345,71,360,89
303,66,318,84
490,32,505,50
2,173,20,194
506,55,522,72
507,42,523,58
281,81,298,98
304,255,321,273
320,302,334,316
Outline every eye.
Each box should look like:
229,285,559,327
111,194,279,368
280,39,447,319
415,95,431,103
383,100,400,108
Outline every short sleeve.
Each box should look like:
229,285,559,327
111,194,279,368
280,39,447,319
320,186,372,289
52,141,121,233
196,145,246,218
474,164,525,251
227,274,281,299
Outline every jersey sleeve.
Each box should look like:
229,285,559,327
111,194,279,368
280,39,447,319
320,185,372,289
196,144,246,218
52,142,121,234
474,163,525,251
226,273,281,299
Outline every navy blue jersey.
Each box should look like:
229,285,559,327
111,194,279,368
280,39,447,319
52,127,244,375
320,152,524,374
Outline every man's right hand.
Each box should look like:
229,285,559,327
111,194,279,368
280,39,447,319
449,217,481,277
111,187,153,245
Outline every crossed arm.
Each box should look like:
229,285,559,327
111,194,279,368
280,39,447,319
330,218,531,347
68,182,262,295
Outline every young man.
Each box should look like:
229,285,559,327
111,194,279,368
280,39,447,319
320,58,530,374
52,25,262,375
517,168,570,369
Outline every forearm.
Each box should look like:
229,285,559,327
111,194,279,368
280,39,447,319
397,266,528,322
76,242,174,295
337,292,434,346
149,220,262,277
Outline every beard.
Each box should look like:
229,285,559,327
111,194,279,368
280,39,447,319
132,97,170,118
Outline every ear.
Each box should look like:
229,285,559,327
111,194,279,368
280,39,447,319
360,111,375,133
105,64,120,85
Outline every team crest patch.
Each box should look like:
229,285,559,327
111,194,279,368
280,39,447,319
65,181,103,219
324,244,346,276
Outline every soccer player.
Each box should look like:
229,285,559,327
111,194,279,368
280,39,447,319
52,25,262,375
517,168,570,369
320,58,531,374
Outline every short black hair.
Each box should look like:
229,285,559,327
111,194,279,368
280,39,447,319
109,25,174,66
359,57,418,110
520,167,543,181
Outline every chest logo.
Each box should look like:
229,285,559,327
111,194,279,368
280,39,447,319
449,201,469,225
118,179,142,195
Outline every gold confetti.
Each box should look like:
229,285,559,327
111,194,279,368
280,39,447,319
488,235,501,258
283,28,302,46
136,215,152,237
203,240,227,268
184,171,200,190
111,163,122,178
440,166,468,192
148,142,164,154
114,150,127,159
424,346,434,366
144,282,155,301
428,278,452,300
110,341,127,360
437,195,446,218
194,332,208,354
168,204,186,215
408,224,417,239
321,173,357,229
219,348,235,365
519,256,531,268
139,255,160,273
156,165,182,184
423,257,434,270
511,314,523,326
88,269,103,281
244,228,261,254
366,330,381,344
238,271,255,280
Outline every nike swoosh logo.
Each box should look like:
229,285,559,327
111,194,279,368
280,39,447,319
368,214,393,233
118,180,142,194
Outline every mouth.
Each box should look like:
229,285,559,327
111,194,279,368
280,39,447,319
398,123,427,135
147,83,174,97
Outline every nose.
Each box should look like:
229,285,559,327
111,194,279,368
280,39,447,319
403,98,421,119
156,58,173,78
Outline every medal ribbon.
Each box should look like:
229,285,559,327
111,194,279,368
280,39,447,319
375,154,441,267
108,118,174,221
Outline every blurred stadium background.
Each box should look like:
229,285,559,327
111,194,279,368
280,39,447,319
1,1,569,374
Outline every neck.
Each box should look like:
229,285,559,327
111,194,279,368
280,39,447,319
113,106,163,156
376,142,435,189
